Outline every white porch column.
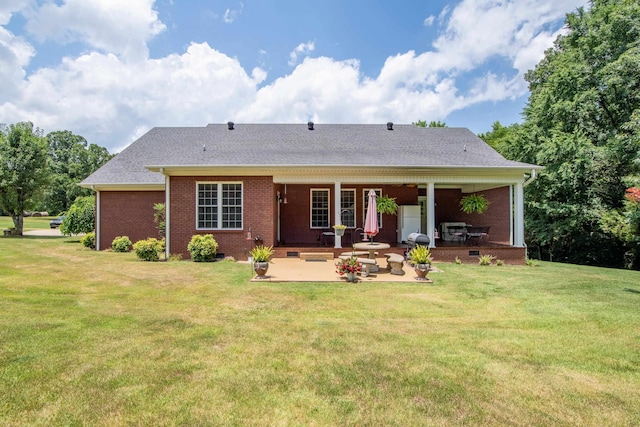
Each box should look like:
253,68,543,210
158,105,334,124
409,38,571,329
509,184,514,245
164,173,170,259
426,182,436,248
513,182,525,247
334,181,342,249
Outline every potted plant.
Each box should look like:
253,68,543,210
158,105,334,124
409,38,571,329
459,194,490,214
249,244,274,278
376,194,398,215
408,244,433,281
333,224,347,236
335,256,362,282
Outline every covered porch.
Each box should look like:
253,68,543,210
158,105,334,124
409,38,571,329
266,167,530,264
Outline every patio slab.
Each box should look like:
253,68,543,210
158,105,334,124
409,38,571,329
248,257,439,283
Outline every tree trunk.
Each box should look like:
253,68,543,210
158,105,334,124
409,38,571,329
11,214,24,236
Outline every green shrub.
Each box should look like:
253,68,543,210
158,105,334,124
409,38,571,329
80,232,95,249
61,196,95,235
478,254,496,266
408,245,432,265
459,193,490,214
376,194,398,215
133,238,164,261
153,203,166,238
168,253,183,262
187,234,219,262
111,236,132,252
249,245,274,262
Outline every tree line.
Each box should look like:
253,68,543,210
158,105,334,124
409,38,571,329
0,122,113,235
479,0,640,269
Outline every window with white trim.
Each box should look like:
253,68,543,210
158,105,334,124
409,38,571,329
363,188,382,228
310,189,330,228
340,189,356,228
197,182,242,229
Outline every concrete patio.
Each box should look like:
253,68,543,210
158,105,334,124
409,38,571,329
248,257,439,283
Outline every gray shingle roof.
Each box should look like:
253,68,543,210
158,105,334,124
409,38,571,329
81,123,539,186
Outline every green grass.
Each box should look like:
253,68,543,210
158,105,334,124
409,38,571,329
1,236,640,426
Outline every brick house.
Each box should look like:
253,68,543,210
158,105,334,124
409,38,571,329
80,122,541,263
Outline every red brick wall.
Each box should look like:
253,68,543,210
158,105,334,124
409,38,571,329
99,191,165,250
169,176,275,260
278,184,418,245
435,186,511,244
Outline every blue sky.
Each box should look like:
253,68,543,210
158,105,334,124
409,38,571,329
1,0,586,152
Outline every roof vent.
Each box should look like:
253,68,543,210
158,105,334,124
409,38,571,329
387,122,393,130
307,121,314,130
227,121,234,130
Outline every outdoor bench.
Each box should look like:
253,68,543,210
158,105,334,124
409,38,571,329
384,253,405,275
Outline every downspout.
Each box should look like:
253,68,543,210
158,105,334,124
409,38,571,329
92,185,100,251
523,169,537,187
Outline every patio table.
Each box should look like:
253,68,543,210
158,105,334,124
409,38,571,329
353,242,390,273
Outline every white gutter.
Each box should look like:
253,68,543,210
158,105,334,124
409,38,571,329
523,169,537,187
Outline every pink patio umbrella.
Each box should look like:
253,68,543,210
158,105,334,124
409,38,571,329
364,189,379,241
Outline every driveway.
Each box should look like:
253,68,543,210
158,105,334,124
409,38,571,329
23,228,64,237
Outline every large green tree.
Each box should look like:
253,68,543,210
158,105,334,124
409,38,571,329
478,121,520,154
0,122,50,235
413,120,447,128
45,130,112,215
504,0,640,267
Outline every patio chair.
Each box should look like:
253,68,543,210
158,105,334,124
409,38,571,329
318,230,335,246
466,227,481,245
466,226,490,245
479,226,490,244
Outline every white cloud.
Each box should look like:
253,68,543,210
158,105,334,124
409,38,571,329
438,5,451,24
0,6,34,100
223,1,244,24
0,42,262,150
236,55,461,125
288,41,315,67
0,0,30,26
423,15,435,27
24,0,166,60
0,0,587,152
432,0,582,72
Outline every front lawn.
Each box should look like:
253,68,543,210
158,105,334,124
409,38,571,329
1,236,639,425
